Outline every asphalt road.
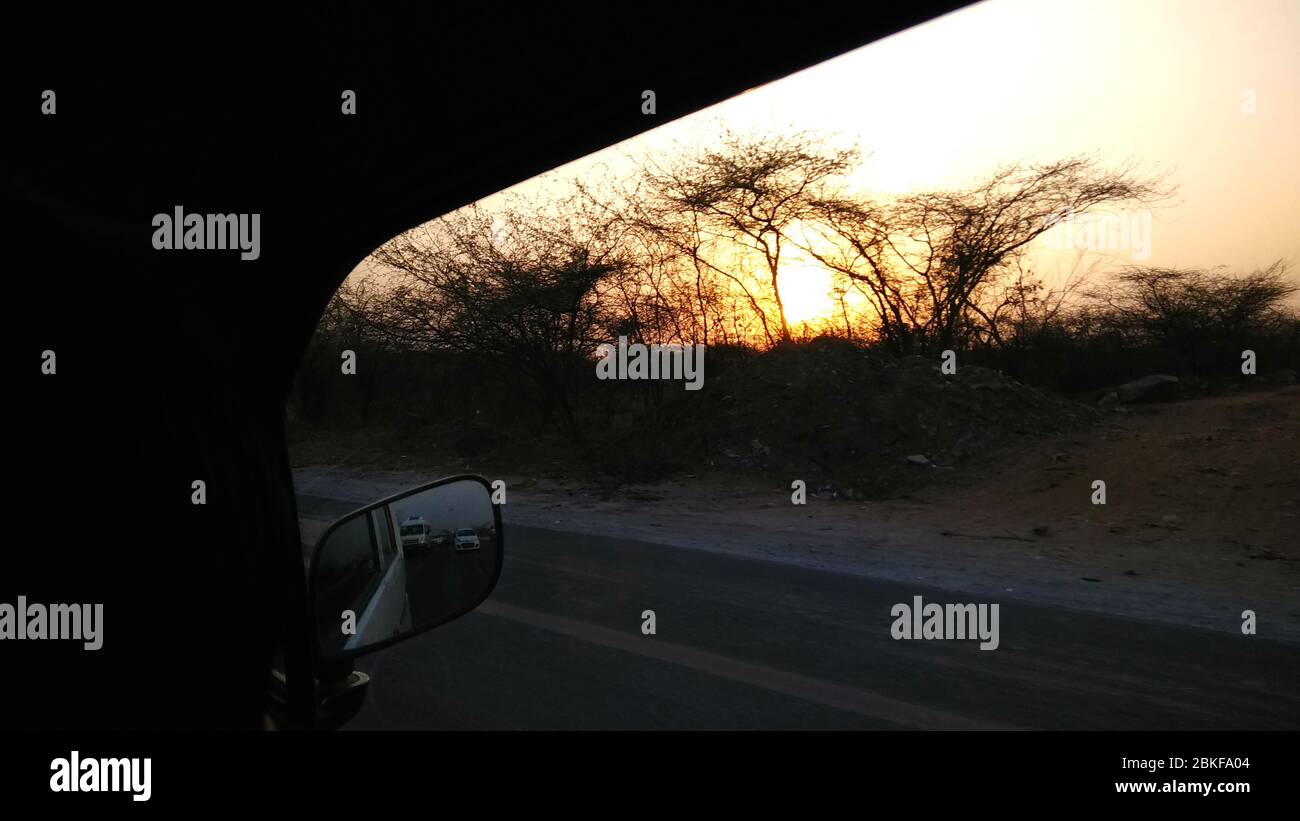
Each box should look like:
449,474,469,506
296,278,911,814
297,494,1300,730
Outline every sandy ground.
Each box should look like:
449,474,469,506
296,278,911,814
293,385,1300,642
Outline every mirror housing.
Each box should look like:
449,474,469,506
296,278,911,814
278,475,502,727
309,474,503,666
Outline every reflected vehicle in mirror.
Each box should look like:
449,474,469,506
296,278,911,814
399,515,436,552
454,528,481,551
309,476,503,664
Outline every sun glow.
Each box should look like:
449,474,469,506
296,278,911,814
489,0,1298,290
778,261,837,326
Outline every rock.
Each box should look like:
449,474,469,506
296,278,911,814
904,454,930,465
1116,374,1181,403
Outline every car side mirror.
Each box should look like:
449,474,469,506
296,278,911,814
308,475,503,666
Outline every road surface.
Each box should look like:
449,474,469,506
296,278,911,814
297,493,1300,730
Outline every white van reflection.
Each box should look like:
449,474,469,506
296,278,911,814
399,515,436,551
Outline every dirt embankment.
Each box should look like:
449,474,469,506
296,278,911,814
911,384,1299,593
293,384,1300,641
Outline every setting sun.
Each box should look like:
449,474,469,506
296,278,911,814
778,261,837,326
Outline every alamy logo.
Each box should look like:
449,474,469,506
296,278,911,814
891,595,999,650
595,336,705,390
50,751,151,802
0,596,103,650
151,206,261,260
1040,207,1152,261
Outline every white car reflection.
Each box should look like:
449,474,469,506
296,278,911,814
454,528,480,551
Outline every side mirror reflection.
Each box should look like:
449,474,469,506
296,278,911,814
309,476,502,663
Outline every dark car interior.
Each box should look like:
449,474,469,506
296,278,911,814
9,4,972,731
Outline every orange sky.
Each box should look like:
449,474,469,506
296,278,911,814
352,0,1300,329
481,0,1298,302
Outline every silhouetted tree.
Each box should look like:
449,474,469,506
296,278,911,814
1088,260,1297,376
805,156,1173,354
361,198,628,441
636,130,859,345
